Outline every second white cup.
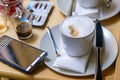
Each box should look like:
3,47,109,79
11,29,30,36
78,0,100,8
60,15,95,57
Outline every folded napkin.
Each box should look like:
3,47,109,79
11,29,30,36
53,41,91,73
72,0,98,18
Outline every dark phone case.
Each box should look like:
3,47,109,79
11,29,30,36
0,35,48,74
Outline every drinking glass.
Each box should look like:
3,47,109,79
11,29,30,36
0,1,8,33
13,18,32,40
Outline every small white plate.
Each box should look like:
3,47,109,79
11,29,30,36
39,25,118,76
56,0,120,20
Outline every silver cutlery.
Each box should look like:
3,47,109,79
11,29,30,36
106,0,112,8
67,0,76,17
98,0,104,18
46,27,60,56
95,19,103,80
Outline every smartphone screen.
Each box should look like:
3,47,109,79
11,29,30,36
0,36,47,73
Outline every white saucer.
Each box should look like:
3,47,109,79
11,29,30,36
39,25,118,76
56,0,120,20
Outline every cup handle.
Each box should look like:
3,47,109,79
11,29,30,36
106,0,112,8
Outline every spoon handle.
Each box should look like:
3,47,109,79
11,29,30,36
46,27,60,56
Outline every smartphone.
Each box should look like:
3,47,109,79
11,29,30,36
0,35,48,74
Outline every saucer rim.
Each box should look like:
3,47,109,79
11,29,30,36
39,24,118,76
56,0,120,20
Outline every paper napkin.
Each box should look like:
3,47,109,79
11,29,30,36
53,41,91,73
72,0,98,18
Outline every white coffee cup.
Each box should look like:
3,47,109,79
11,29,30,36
77,0,100,8
60,15,95,57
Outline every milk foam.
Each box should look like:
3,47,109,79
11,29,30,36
61,16,95,38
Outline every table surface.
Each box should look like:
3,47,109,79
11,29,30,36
0,0,120,80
